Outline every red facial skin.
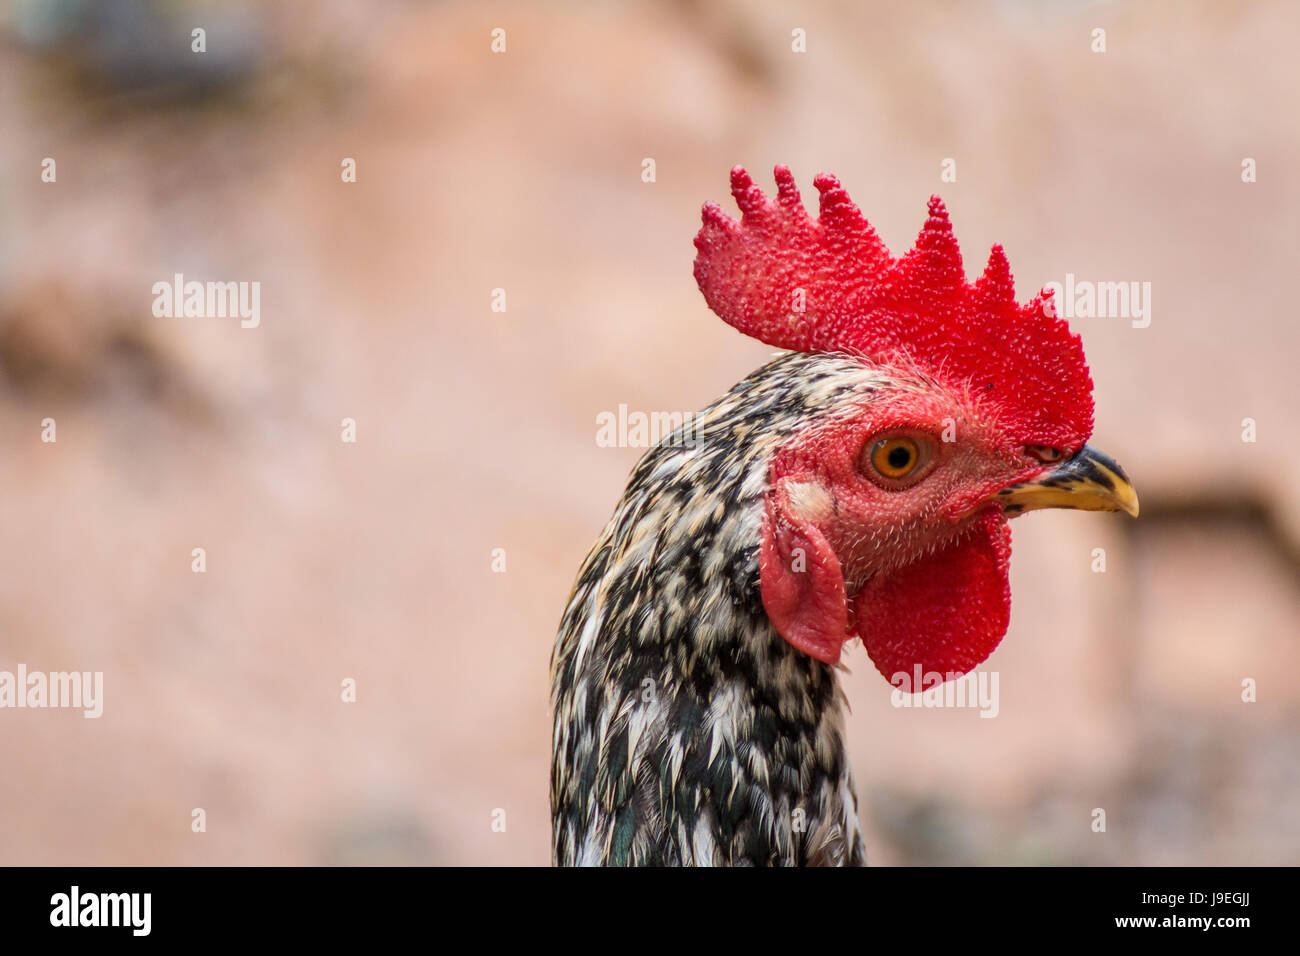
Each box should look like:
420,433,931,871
758,385,1070,686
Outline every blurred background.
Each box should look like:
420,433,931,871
0,0,1296,865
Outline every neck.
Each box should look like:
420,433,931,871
551,352,875,865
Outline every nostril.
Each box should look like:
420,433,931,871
1026,444,1063,463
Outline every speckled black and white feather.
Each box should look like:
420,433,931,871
551,350,913,867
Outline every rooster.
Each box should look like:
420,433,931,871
551,166,1138,866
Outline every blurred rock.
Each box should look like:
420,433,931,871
8,0,266,96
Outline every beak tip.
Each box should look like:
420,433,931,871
994,444,1140,519
1114,482,1140,519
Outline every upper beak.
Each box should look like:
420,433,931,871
994,444,1139,518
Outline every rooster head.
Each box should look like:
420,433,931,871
693,166,1138,686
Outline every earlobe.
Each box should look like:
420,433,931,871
758,480,849,664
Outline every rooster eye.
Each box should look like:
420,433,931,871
868,437,923,482
1026,444,1063,463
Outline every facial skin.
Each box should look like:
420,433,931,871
768,384,1053,591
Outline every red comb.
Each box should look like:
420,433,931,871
693,166,1094,448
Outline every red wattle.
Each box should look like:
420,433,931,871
852,509,1012,688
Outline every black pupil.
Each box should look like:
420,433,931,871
887,445,912,469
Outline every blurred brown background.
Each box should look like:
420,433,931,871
0,0,1296,865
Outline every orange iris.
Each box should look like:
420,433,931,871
871,437,920,479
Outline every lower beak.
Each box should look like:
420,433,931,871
994,444,1139,518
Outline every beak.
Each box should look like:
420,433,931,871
994,444,1139,518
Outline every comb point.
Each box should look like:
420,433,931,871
923,195,954,233
700,200,736,229
812,173,841,194
906,196,964,287
975,244,1016,310
730,166,771,220
773,165,803,210
815,176,861,223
